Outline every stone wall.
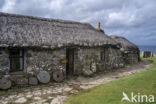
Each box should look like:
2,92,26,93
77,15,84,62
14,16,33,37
24,48,66,75
124,53,139,64
74,47,124,76
22,47,124,76
0,47,139,88
105,47,124,70
0,48,9,75
0,47,135,77
74,47,102,76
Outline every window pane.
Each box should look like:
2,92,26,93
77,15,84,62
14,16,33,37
10,50,19,56
8,59,10,71
10,57,20,72
9,49,24,72
101,50,105,61
20,57,23,70
20,50,23,56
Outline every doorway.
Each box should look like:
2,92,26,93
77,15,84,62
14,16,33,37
66,48,74,76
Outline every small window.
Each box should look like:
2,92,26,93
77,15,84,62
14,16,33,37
101,49,105,61
9,49,24,72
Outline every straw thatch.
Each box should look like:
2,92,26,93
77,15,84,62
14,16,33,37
110,35,139,52
0,12,118,49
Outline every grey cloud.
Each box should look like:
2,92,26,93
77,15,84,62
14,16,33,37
0,0,156,45
0,0,5,8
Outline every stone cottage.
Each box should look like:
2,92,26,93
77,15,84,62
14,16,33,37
0,12,127,87
110,35,140,64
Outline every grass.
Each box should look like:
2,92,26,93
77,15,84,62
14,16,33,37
65,57,156,104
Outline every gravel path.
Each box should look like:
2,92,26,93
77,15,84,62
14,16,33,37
0,60,152,104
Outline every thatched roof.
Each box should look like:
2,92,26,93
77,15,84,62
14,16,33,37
110,35,139,52
0,12,118,49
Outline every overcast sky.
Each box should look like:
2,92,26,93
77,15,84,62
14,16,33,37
0,0,156,46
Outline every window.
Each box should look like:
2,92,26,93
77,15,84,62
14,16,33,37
101,50,105,61
9,49,24,72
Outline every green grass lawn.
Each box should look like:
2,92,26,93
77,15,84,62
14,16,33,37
65,57,156,104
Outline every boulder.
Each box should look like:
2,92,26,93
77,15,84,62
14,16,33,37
16,77,28,85
29,77,38,85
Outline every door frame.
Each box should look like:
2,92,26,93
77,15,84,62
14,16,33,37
66,48,75,76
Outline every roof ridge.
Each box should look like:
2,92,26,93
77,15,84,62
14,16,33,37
0,12,90,25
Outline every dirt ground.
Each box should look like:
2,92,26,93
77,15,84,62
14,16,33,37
0,60,152,104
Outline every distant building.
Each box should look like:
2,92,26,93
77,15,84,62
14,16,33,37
143,51,153,58
110,35,140,64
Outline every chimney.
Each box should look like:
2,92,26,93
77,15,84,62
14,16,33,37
97,22,101,30
96,22,105,33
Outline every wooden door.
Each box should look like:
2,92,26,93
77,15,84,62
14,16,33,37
66,48,74,76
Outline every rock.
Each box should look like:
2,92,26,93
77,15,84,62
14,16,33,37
8,95,17,99
0,75,2,79
0,68,9,75
34,97,41,100
38,99,47,103
91,62,97,73
50,98,61,104
15,97,27,104
46,90,53,94
63,87,72,92
0,101,8,104
16,77,28,85
70,90,79,94
72,84,82,90
52,71,64,82
50,96,67,104
16,93,24,98
119,63,124,67
33,90,42,96
29,77,38,85
43,103,49,104
26,52,32,57
0,77,12,90
83,69,93,76
25,91,31,95
48,96,54,99
3,74,10,78
26,95,33,98
37,71,50,84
